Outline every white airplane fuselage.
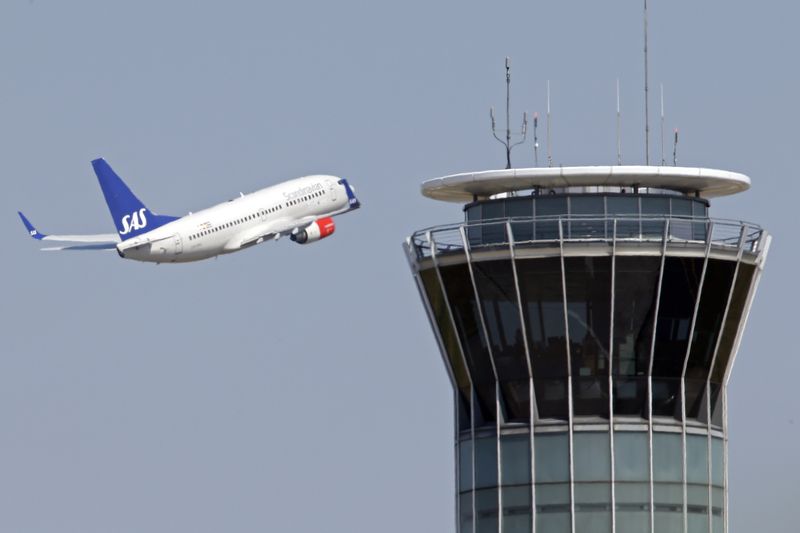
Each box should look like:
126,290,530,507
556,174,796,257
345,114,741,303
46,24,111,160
119,175,353,263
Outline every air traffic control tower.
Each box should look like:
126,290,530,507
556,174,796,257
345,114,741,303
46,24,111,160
404,166,770,533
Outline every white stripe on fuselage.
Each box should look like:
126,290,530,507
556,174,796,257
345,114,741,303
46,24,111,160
118,175,349,263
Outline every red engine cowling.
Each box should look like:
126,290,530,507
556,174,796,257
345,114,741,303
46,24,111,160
291,217,335,244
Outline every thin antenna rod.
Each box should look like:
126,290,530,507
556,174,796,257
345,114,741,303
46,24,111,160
673,128,679,166
660,83,665,165
490,57,528,169
505,57,511,166
547,80,552,167
616,79,622,165
533,112,540,167
644,0,650,165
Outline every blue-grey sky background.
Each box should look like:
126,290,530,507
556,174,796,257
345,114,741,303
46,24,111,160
1,1,796,531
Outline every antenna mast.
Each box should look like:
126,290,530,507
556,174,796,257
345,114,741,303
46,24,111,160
643,0,651,165
660,83,665,165
490,57,528,169
533,112,540,166
616,79,622,165
673,128,679,166
546,80,553,167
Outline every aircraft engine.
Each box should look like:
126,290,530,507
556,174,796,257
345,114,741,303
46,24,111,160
290,217,335,244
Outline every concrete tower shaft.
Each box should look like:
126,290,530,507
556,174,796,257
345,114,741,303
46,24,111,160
404,167,770,533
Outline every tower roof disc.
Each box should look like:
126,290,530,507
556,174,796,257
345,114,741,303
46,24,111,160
421,166,751,203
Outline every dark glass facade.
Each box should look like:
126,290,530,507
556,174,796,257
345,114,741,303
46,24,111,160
423,253,755,427
466,194,709,245
465,194,708,221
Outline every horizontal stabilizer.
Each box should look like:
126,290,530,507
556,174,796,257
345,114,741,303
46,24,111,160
41,243,119,251
18,211,120,250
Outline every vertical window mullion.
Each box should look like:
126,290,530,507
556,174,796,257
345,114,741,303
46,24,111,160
458,226,502,532
645,219,670,533
431,232,477,533
557,218,576,533
609,219,617,533
720,233,770,533
720,234,771,387
506,220,536,533
704,226,748,532
679,220,714,533
412,258,475,530
410,265,459,391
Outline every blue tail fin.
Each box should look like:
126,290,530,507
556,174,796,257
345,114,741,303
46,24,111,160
92,158,177,240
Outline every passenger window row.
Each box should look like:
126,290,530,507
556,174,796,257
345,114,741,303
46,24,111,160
188,204,282,241
287,189,325,206
187,187,326,241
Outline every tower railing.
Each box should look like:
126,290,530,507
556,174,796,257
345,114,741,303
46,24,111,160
409,216,764,260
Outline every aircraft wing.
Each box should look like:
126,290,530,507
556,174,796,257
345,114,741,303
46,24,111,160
19,211,120,251
232,216,317,249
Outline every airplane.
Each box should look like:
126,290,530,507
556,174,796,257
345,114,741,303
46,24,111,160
19,158,360,263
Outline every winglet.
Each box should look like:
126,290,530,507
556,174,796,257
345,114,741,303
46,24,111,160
18,211,46,240
338,178,361,210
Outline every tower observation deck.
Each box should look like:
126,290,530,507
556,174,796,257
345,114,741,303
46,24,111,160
403,166,770,533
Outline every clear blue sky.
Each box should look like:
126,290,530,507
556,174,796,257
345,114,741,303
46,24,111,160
1,1,796,532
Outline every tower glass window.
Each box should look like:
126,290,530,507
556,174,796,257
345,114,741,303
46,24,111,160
517,258,569,420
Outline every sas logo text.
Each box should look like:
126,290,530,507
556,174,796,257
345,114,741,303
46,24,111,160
120,208,148,235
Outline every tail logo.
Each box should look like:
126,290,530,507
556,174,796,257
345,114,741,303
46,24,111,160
120,208,148,235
